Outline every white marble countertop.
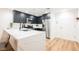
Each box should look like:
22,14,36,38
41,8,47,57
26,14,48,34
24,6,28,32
4,28,45,40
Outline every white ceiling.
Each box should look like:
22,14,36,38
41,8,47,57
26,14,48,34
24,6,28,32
12,8,50,16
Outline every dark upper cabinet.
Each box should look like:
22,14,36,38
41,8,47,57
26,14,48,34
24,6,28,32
13,10,27,23
13,10,49,24
31,17,42,24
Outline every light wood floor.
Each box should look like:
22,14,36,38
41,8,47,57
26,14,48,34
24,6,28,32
46,37,79,51
0,37,79,51
0,42,14,51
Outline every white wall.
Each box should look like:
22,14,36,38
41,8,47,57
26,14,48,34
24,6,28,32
75,9,79,41
0,8,13,39
50,8,79,42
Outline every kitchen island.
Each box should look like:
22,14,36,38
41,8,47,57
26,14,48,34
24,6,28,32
2,28,46,51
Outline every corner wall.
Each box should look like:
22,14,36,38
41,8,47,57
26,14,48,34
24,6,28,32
50,8,79,42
